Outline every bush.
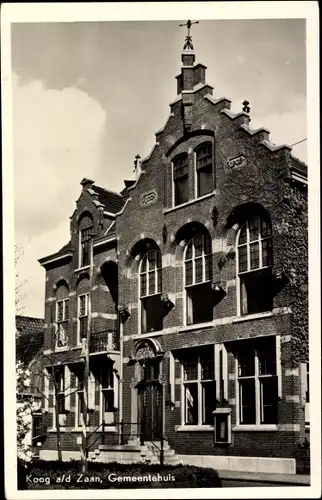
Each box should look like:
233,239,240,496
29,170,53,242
17,459,221,489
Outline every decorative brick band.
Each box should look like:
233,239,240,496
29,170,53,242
285,395,300,403
278,424,300,432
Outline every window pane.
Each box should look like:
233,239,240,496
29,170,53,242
204,254,212,281
203,381,216,424
175,176,189,205
260,377,278,424
103,390,114,412
250,242,259,269
57,393,65,414
173,155,188,179
148,251,156,270
140,274,147,297
258,339,276,375
81,241,90,267
200,352,214,380
195,257,203,283
239,378,256,424
64,300,69,320
57,302,63,322
241,271,273,315
249,218,259,242
185,260,193,286
183,359,198,380
185,383,198,425
187,282,213,325
79,316,88,339
239,225,247,245
194,236,203,257
238,245,248,272
156,251,162,269
238,349,255,377
141,295,163,333
79,296,86,316
261,219,272,238
262,239,273,267
149,271,155,294
141,254,147,273
198,167,213,197
186,241,193,260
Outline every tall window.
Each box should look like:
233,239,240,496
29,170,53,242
182,347,216,426
76,367,89,427
195,142,213,197
185,233,213,325
237,217,273,316
78,214,93,268
78,293,89,343
101,362,115,420
139,249,162,333
56,298,69,347
54,366,65,415
237,337,278,425
173,153,189,206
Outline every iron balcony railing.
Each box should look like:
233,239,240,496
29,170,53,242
89,330,119,353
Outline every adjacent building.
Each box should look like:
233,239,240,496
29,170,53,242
36,35,309,474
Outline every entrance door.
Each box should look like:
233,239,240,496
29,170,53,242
138,358,162,441
140,383,162,440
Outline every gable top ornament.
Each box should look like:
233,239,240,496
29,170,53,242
179,19,199,51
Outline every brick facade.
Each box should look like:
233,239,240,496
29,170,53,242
36,43,308,469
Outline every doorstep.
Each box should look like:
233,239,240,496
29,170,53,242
218,470,310,485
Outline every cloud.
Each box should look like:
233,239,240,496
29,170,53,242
13,73,107,316
13,73,106,242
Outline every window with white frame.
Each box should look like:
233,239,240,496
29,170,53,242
173,153,189,206
182,347,216,426
78,214,93,268
56,298,69,347
184,233,213,325
195,142,213,198
78,293,89,343
100,362,115,420
237,217,273,316
75,367,89,427
237,337,278,426
139,249,163,333
54,365,65,416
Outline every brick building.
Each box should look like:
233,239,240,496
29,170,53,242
37,36,308,473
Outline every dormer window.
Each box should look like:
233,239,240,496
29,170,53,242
173,153,189,206
78,213,93,268
195,142,213,198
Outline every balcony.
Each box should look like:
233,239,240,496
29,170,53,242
89,330,119,354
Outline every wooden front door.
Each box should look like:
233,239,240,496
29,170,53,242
138,358,162,441
140,383,162,440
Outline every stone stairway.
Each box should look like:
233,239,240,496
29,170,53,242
89,438,180,465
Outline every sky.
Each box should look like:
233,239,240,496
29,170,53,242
10,17,307,318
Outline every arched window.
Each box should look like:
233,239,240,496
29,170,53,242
184,233,213,325
173,153,189,206
139,249,162,333
195,142,213,198
237,217,273,316
78,213,93,268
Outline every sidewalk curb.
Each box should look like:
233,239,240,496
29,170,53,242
218,470,310,486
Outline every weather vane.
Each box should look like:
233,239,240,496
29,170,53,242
179,19,199,50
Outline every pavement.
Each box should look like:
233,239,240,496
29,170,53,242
218,470,310,486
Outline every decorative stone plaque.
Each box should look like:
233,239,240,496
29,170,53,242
227,154,246,170
140,189,158,208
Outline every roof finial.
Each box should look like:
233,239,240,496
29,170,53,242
179,19,199,50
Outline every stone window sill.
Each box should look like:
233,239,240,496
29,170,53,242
232,425,278,432
74,265,90,273
232,311,274,323
176,425,214,432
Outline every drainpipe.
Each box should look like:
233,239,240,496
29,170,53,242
118,313,123,445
